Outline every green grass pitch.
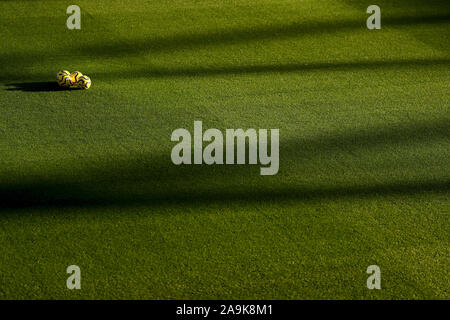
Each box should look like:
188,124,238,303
0,0,449,299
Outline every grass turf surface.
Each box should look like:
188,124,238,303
0,0,449,299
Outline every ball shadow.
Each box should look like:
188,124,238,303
5,81,81,92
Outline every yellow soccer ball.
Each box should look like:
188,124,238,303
58,74,73,88
70,71,83,83
57,70,70,82
77,75,91,89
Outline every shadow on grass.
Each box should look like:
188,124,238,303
0,179,448,212
93,58,450,79
5,82,80,92
0,119,448,212
77,14,450,58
